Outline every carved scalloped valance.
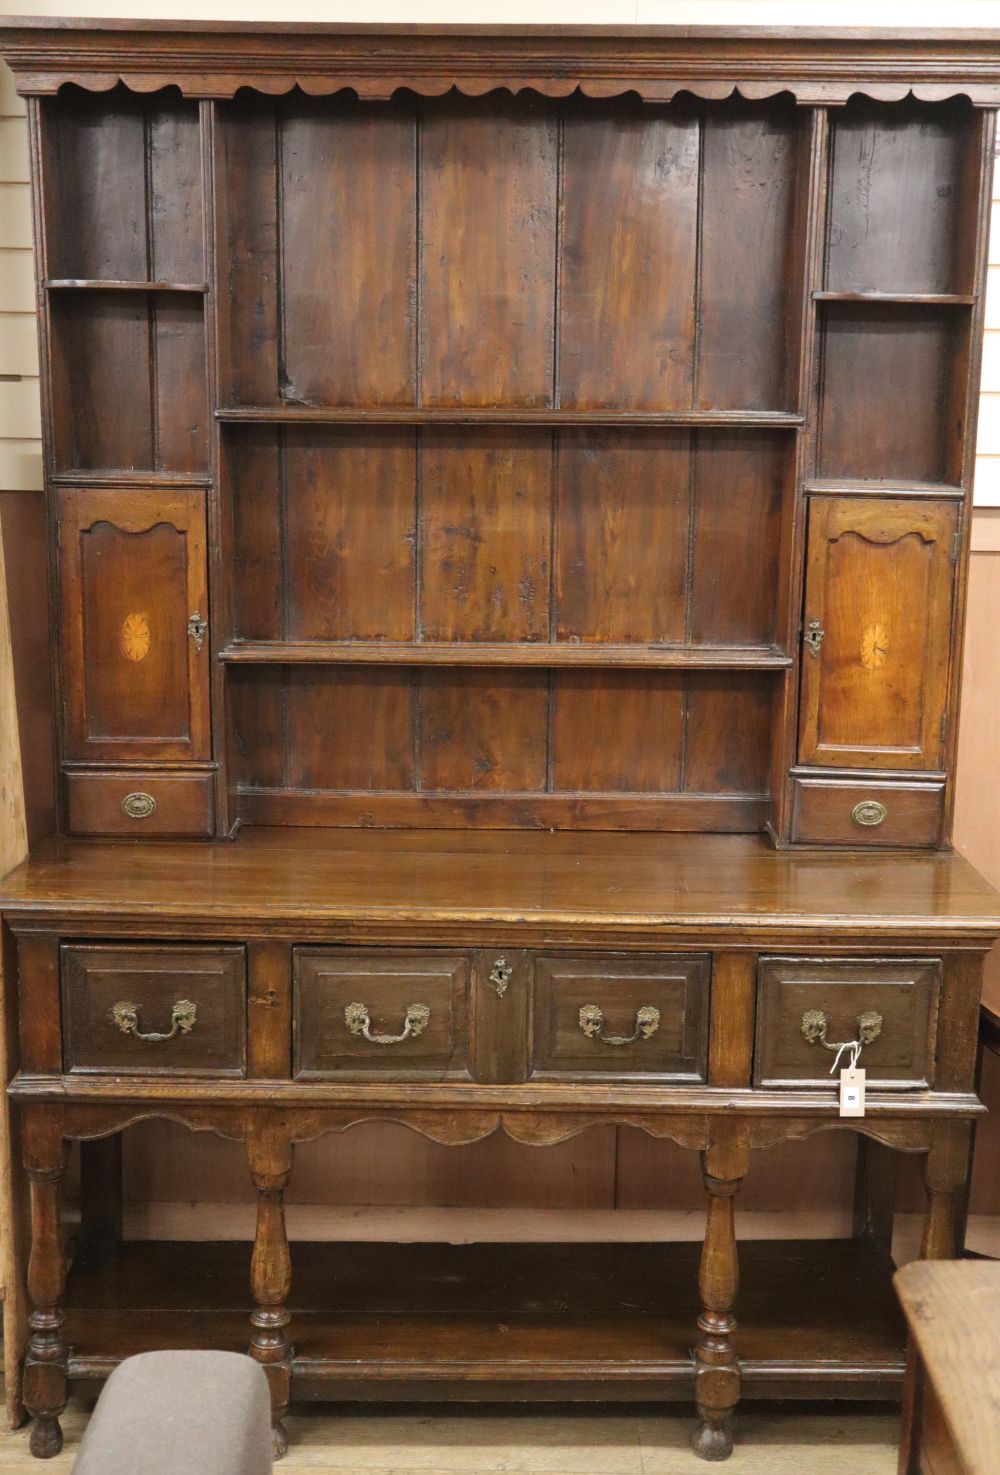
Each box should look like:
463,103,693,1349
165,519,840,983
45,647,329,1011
2,21,1000,105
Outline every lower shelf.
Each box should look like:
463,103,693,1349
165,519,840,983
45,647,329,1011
64,1239,906,1402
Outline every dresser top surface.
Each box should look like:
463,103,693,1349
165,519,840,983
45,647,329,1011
2,830,999,941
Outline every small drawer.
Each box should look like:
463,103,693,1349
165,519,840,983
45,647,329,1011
65,768,215,838
62,945,247,1077
754,957,941,1089
294,949,472,1080
790,775,944,848
530,954,710,1082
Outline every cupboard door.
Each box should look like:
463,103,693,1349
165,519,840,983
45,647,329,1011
57,488,211,762
798,498,958,771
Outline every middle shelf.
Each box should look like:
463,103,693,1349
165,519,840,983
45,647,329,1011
217,408,805,428
218,641,793,670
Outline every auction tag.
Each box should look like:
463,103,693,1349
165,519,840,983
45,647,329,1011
839,1067,866,1118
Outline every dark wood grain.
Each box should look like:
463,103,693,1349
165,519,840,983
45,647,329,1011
282,429,416,641
280,99,416,407
555,430,690,643
418,430,551,642
50,292,207,473
698,101,803,411
420,100,556,408
559,101,698,410
826,99,977,296
549,673,685,794
419,670,549,793
817,305,969,486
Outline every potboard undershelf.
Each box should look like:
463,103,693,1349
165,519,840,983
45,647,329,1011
64,1239,907,1401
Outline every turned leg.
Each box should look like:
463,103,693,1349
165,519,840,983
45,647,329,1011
248,1117,293,1459
23,1113,67,1459
692,1130,748,1462
920,1123,971,1261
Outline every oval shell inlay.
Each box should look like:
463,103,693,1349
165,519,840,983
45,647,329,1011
861,622,888,670
121,612,151,663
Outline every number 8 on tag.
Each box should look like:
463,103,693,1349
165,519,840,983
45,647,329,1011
840,1067,866,1118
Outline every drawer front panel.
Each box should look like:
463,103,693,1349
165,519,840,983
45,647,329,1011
754,957,941,1089
530,954,710,1081
790,775,944,848
294,950,471,1080
65,768,215,838
62,945,247,1076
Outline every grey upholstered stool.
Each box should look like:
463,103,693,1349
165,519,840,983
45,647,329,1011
71,1351,273,1475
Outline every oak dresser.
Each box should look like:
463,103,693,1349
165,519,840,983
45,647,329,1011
2,17,1000,1464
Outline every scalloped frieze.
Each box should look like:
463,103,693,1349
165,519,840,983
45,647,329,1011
8,73,1000,106
4,25,1000,105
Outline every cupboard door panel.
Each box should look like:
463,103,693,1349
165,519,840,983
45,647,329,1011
57,488,211,762
798,498,957,771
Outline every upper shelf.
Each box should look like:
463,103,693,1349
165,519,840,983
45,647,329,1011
217,408,804,429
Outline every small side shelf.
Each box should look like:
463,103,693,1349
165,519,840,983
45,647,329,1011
49,470,213,488
45,279,209,294
218,640,794,670
813,291,975,306
804,478,965,500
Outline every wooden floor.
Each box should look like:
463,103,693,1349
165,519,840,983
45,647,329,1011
0,1399,899,1474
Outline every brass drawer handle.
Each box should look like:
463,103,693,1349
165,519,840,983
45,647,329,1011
578,1003,660,1046
852,800,887,827
801,1008,883,1056
122,791,157,820
111,998,198,1042
344,1001,430,1044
